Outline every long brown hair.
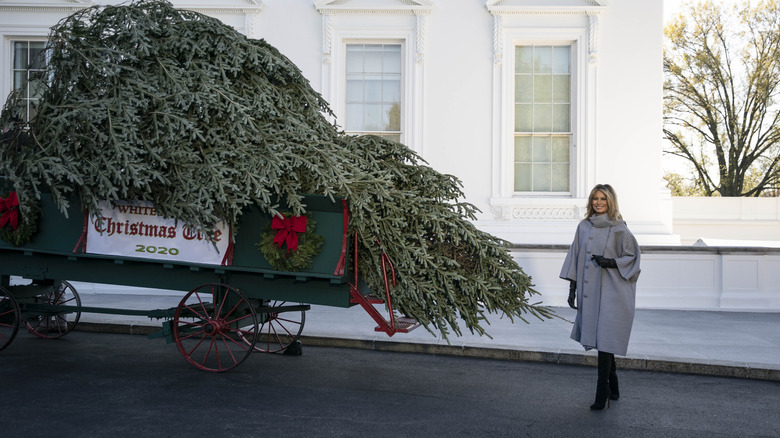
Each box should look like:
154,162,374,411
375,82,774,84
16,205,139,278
585,184,622,220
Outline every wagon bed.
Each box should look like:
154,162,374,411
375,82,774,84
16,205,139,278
0,191,418,371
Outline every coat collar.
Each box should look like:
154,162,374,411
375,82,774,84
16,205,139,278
589,214,619,228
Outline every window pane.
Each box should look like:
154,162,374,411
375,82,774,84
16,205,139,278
345,104,363,131
534,75,552,103
514,163,532,191
514,104,533,132
13,71,26,89
383,79,400,102
30,42,47,69
13,42,28,69
346,79,363,101
552,163,570,191
551,136,569,161
552,75,570,103
365,77,382,102
346,46,363,73
364,45,383,72
532,163,551,191
552,46,570,74
515,46,533,73
515,74,532,102
28,71,46,99
552,104,570,132
386,103,401,131
534,46,552,74
532,136,551,162
28,101,39,121
514,136,532,162
533,104,552,132
364,104,383,131
384,46,401,74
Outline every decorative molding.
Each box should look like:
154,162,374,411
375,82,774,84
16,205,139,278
414,11,427,64
587,12,598,63
321,13,333,64
492,205,584,221
244,8,260,38
493,14,503,65
486,0,606,64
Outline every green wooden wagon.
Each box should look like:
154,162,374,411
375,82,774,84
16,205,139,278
0,190,418,372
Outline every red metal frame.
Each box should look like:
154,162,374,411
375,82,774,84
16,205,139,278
348,231,419,336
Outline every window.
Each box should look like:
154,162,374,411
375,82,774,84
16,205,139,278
11,40,48,121
513,45,571,192
315,1,430,152
344,43,402,143
486,4,604,225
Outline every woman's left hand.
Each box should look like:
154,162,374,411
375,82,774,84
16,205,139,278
592,255,617,268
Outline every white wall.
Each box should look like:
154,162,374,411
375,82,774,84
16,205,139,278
1,0,676,246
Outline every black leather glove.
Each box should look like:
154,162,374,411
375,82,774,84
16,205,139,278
567,280,577,309
592,255,618,268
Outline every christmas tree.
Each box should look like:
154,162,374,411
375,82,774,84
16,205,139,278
0,0,553,338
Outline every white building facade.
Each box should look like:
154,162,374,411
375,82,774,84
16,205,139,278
3,0,779,311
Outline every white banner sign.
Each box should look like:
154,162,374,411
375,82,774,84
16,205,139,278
86,200,230,266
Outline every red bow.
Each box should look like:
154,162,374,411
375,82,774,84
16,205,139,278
0,191,19,230
271,214,307,251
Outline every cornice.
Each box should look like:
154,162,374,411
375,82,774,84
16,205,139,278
0,0,91,11
175,1,263,14
0,1,263,14
486,0,606,16
486,6,606,16
315,0,433,15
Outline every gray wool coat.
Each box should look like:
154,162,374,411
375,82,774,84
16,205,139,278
559,214,641,356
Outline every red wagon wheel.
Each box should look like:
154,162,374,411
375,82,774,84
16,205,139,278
25,280,82,339
252,300,305,353
0,286,21,352
173,284,258,372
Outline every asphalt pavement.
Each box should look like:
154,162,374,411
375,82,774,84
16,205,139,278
3,332,779,437
70,290,780,381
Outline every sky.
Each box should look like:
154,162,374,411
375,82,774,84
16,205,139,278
663,0,684,23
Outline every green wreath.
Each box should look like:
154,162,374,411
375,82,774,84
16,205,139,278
0,191,39,247
258,212,324,272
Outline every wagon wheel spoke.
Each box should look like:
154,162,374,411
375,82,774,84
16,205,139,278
253,300,306,353
25,281,82,339
173,284,257,372
0,286,21,352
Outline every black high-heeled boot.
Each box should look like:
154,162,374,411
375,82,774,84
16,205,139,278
590,351,612,410
609,354,619,400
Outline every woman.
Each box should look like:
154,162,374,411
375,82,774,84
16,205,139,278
560,184,641,410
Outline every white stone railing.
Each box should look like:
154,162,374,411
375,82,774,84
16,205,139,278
672,197,780,245
512,245,780,312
